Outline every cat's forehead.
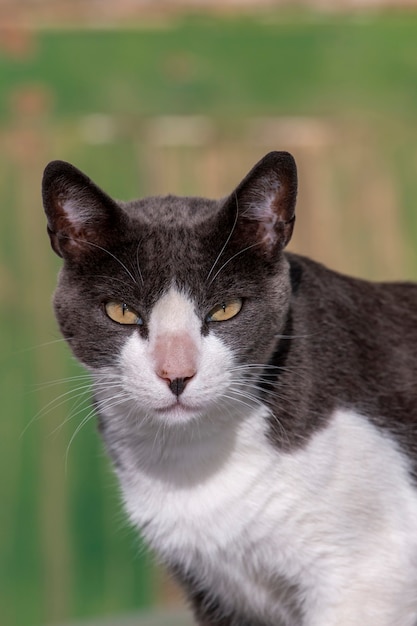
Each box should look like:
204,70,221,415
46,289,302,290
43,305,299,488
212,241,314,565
106,196,228,293
121,194,220,227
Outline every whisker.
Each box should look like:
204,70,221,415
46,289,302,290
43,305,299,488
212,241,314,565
21,384,94,437
64,235,138,286
206,199,239,283
228,386,270,407
50,395,94,436
208,242,261,286
65,410,96,473
274,332,313,340
225,385,293,448
228,363,309,384
34,374,92,390
150,418,164,457
135,240,144,286
65,390,132,471
229,363,278,370
222,391,259,412
87,274,136,289
16,337,68,354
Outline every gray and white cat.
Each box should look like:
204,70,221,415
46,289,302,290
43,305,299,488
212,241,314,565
42,152,417,625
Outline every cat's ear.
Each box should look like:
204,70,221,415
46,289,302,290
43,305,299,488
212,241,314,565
226,151,297,257
42,160,125,259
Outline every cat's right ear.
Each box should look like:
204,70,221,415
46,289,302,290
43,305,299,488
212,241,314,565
42,160,125,260
224,151,298,259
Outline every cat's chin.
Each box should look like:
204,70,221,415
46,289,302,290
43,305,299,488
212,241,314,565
152,402,203,425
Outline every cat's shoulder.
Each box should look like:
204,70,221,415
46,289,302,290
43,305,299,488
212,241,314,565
285,251,417,313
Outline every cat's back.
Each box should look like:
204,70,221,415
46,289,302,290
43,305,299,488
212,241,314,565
284,253,417,477
288,252,417,344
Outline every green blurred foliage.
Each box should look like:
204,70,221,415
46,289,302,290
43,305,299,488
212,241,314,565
0,13,417,121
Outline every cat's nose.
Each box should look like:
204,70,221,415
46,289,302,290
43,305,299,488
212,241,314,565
167,375,195,397
153,332,198,396
157,370,196,396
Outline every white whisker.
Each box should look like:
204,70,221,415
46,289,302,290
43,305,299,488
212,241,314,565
65,409,96,473
17,337,68,354
65,236,138,286
50,395,94,436
206,200,239,283
21,384,93,437
135,240,144,286
208,242,260,286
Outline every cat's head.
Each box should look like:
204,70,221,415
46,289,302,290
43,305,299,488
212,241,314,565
42,152,297,426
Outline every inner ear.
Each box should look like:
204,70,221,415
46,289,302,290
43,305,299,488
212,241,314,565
228,151,297,256
42,160,125,259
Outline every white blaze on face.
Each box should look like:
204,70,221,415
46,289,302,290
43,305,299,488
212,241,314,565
112,287,235,424
148,289,201,387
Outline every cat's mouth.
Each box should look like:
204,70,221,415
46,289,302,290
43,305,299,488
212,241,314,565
153,400,202,422
155,400,197,413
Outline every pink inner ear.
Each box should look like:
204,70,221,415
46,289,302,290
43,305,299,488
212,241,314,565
257,192,280,250
60,197,90,228
58,185,101,229
53,187,110,246
43,160,125,258
242,182,283,250
47,193,98,258
231,153,297,255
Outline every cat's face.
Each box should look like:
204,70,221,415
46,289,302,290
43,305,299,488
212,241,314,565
43,152,297,426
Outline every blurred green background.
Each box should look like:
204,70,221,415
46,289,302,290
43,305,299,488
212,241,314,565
2,5,417,626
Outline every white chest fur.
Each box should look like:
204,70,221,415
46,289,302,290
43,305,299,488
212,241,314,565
91,287,417,624
108,405,417,626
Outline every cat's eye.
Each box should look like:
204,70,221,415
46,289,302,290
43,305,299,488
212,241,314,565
206,298,243,323
105,301,143,325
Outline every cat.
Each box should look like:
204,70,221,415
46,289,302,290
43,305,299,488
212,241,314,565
42,151,417,625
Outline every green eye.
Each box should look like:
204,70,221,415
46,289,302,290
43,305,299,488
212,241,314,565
105,301,143,325
206,298,243,323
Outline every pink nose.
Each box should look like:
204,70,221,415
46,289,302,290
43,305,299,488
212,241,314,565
153,333,197,397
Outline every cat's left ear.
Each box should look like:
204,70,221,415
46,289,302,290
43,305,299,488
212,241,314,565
226,151,297,257
42,160,126,260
